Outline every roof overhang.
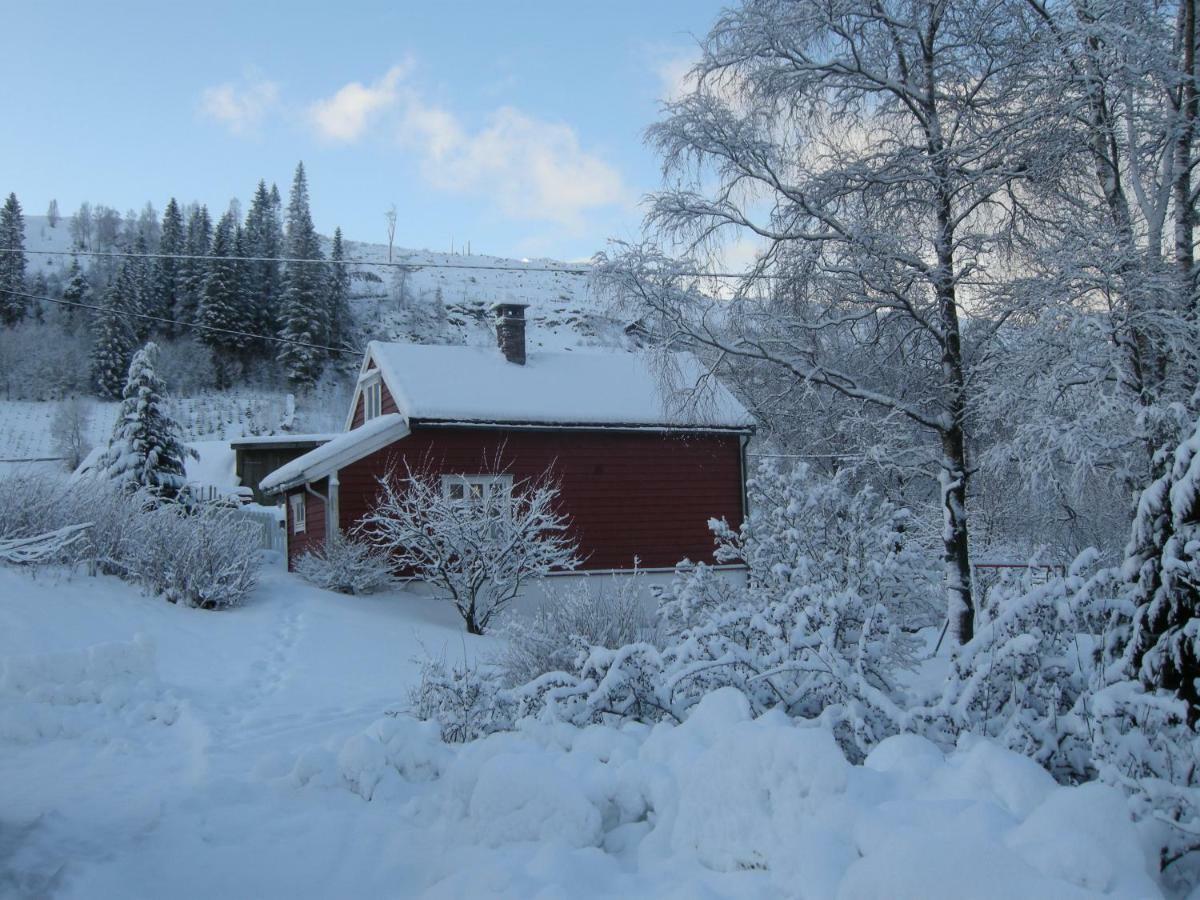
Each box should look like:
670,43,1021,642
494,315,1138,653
260,415,410,495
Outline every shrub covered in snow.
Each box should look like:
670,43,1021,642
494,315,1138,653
360,465,579,634
411,463,939,760
135,502,261,608
408,657,513,743
295,532,395,596
0,473,260,608
927,549,1112,781
494,571,660,687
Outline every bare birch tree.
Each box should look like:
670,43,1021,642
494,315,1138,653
599,0,1069,643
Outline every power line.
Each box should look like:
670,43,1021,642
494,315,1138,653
0,246,775,279
0,287,360,357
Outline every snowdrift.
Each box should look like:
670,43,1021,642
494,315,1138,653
300,688,1161,899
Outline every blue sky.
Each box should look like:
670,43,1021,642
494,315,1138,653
0,1,727,261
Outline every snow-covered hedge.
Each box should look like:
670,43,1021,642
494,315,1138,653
299,689,1162,898
0,473,260,608
295,532,395,596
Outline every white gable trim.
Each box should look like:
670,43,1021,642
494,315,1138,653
343,348,396,432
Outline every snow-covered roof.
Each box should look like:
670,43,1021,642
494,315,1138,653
260,415,409,494
229,433,340,448
361,341,754,431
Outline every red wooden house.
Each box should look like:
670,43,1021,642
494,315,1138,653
261,304,754,576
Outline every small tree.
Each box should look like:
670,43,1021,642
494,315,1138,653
97,342,195,499
46,199,59,228
360,465,579,634
0,192,26,325
51,395,94,471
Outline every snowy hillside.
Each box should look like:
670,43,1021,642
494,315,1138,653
340,238,628,353
0,565,1164,898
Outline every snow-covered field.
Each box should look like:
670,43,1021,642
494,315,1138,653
0,563,1164,899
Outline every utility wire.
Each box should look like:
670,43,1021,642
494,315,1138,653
0,246,776,279
0,287,360,356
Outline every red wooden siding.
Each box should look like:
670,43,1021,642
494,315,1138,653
285,480,327,570
335,427,744,571
350,367,400,429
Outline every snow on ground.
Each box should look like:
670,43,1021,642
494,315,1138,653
0,562,1164,898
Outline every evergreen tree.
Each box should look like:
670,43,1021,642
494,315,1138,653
198,211,246,386
61,257,90,328
277,162,327,386
326,227,351,350
243,180,282,351
1121,416,1200,725
98,342,194,499
178,204,212,326
90,267,137,399
153,198,185,332
128,235,153,340
0,192,27,325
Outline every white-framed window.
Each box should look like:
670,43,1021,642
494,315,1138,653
363,377,382,421
441,474,513,506
290,493,306,534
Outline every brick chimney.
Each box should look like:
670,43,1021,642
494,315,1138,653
492,302,529,365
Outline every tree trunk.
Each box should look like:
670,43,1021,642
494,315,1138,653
1175,0,1198,319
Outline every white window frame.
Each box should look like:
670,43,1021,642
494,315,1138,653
290,493,306,534
363,376,383,422
441,474,513,505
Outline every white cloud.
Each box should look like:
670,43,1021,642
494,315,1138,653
305,63,632,231
199,77,280,135
400,101,631,230
656,51,699,104
308,63,411,142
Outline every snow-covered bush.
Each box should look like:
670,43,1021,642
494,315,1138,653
136,502,261,609
295,532,395,596
408,657,514,743
494,572,660,687
0,472,259,607
928,550,1112,781
464,463,938,758
360,465,580,634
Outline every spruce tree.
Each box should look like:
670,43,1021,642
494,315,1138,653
98,342,194,499
0,192,27,325
90,267,137,399
244,180,282,352
61,257,90,328
1122,417,1200,726
178,204,212,326
198,211,246,386
129,235,153,340
277,162,327,387
327,226,351,350
154,198,185,332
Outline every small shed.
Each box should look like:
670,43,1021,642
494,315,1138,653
230,435,337,504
